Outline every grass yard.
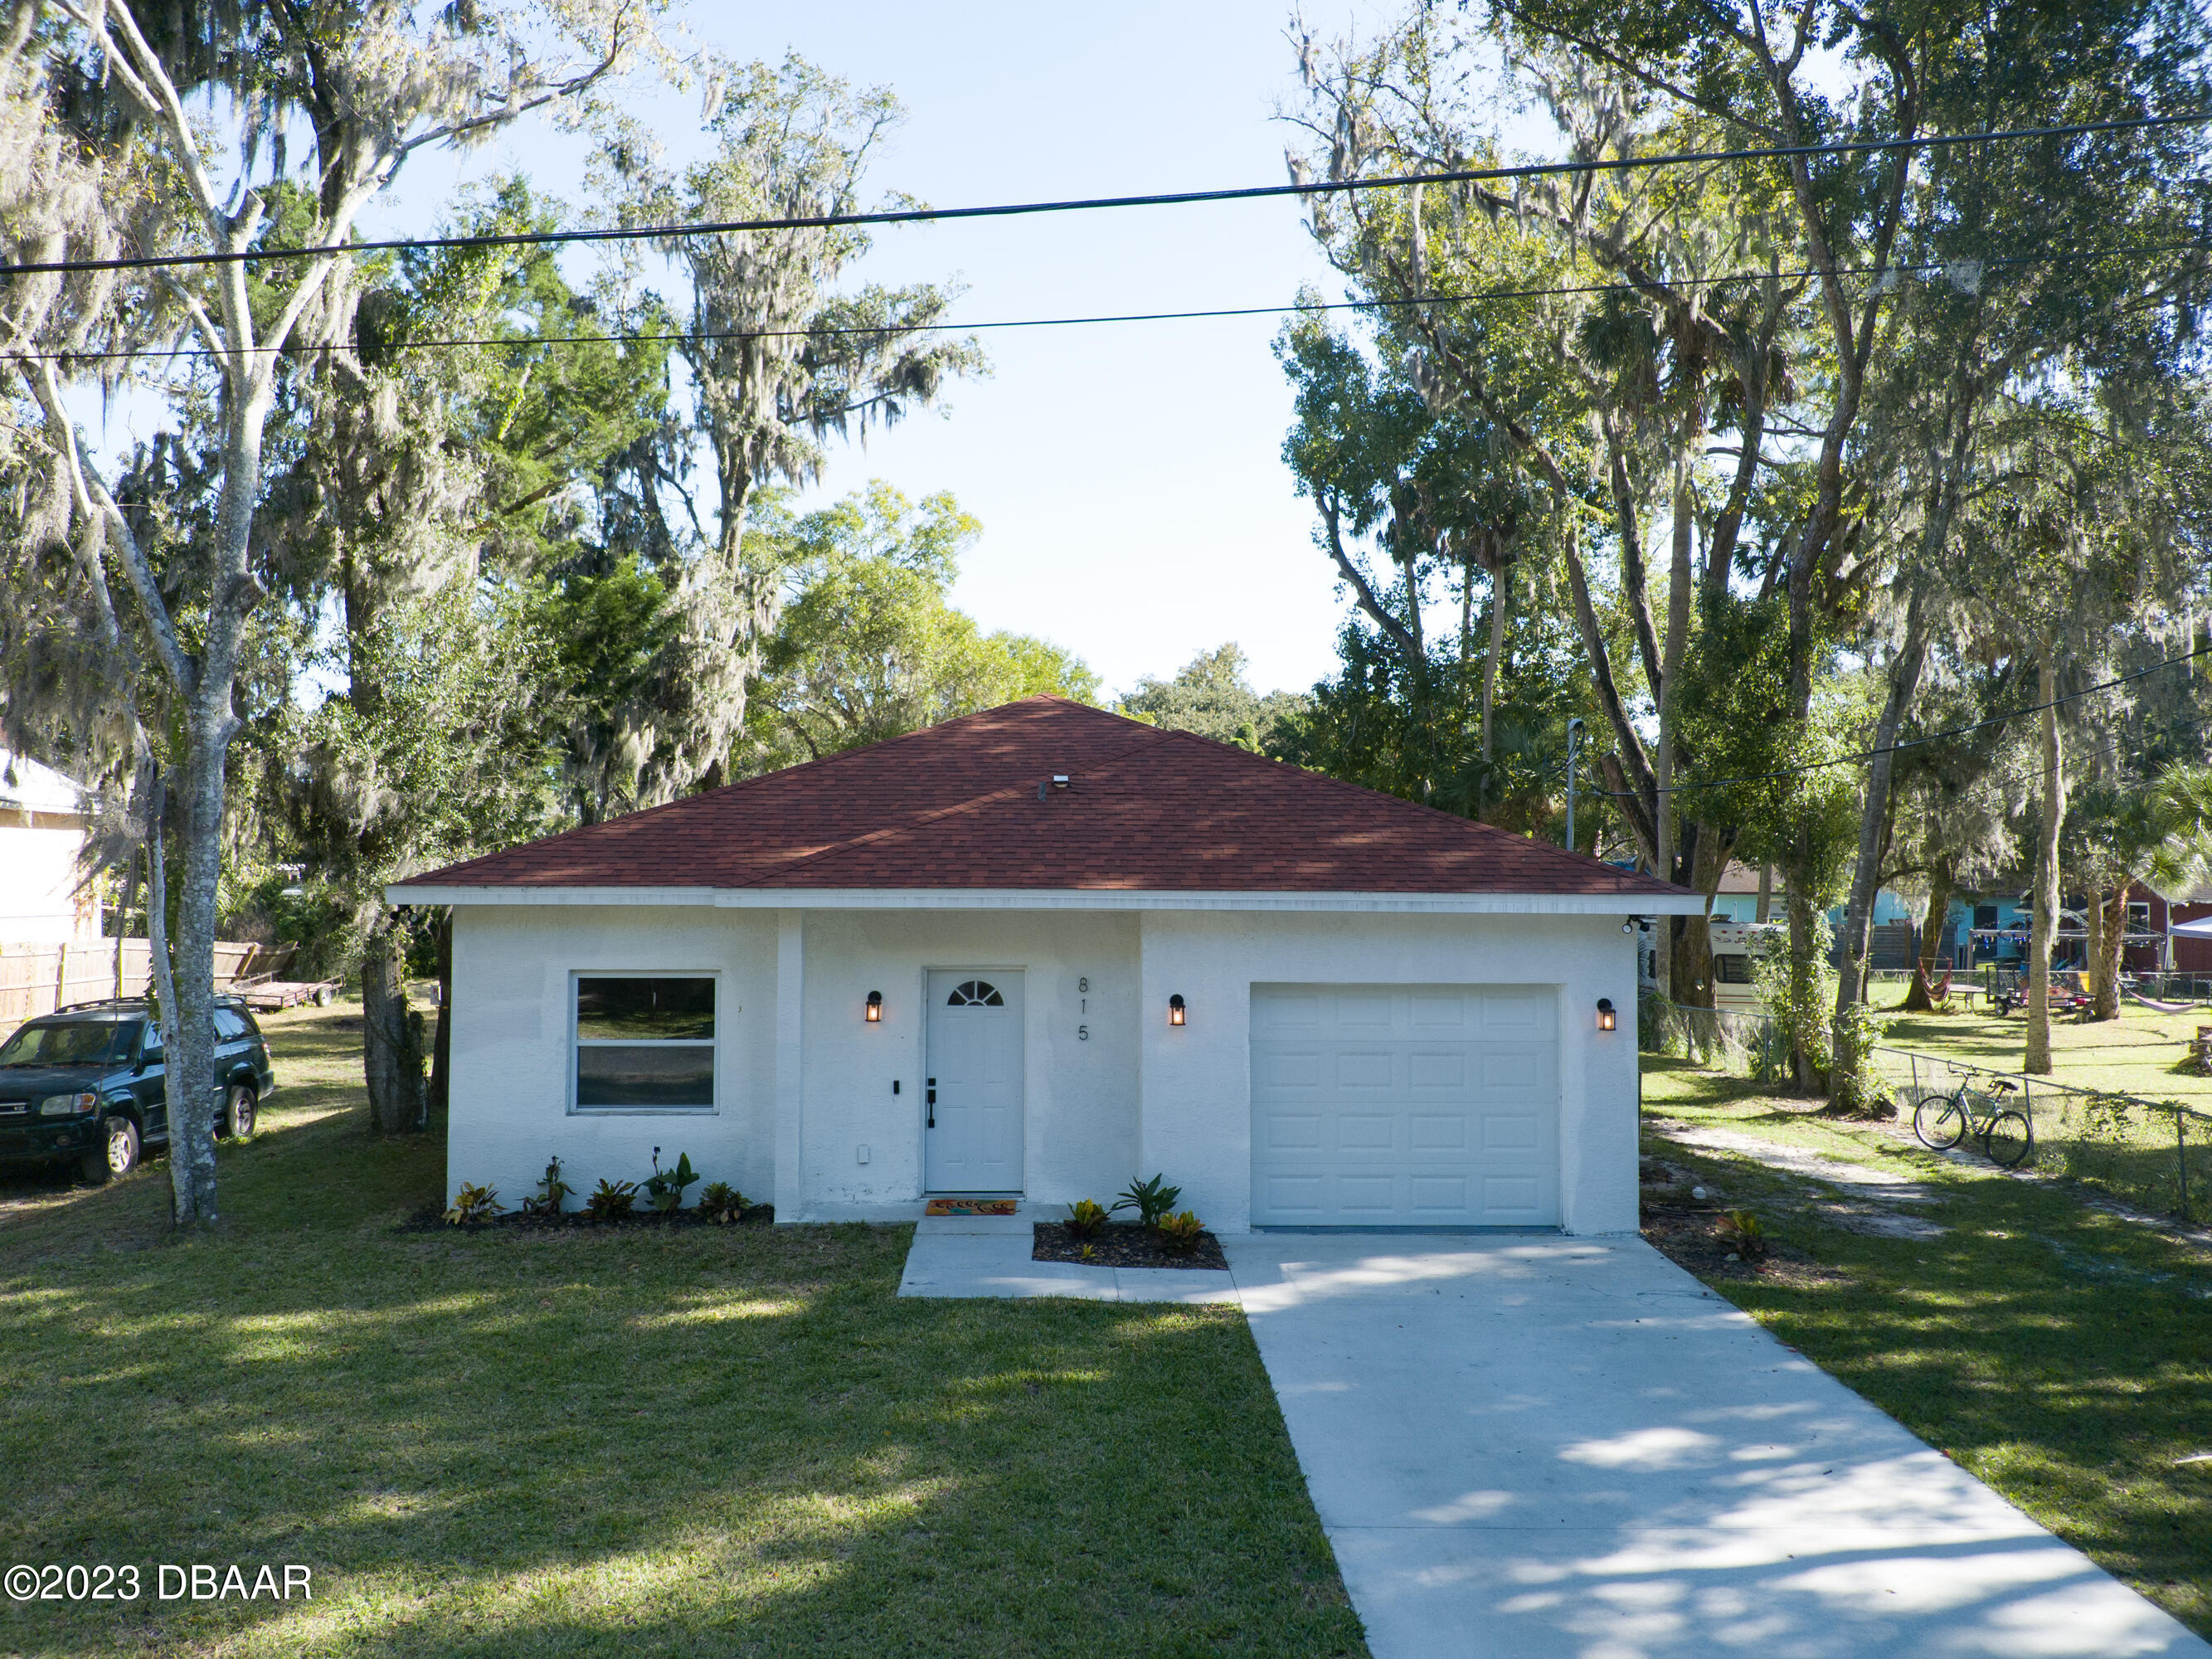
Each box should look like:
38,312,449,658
1878,999,2212,1107
1641,1058,2212,1640
0,1001,1363,1658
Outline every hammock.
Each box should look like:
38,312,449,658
2124,985,2205,1014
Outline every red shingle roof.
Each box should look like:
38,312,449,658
407,697,1685,898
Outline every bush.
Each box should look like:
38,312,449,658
584,1179,637,1221
1753,920,1839,1090
698,1181,747,1224
444,1182,503,1226
1112,1174,1182,1229
1064,1199,1111,1239
639,1148,700,1213
520,1155,572,1216
1715,1209,1768,1261
1156,1210,1205,1254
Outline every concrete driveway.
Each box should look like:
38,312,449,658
1225,1232,2210,1659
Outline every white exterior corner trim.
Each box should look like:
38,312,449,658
382,882,1705,917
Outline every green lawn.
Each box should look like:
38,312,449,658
1641,1058,2212,1639
1876,1000,2212,1107
0,1002,1363,1658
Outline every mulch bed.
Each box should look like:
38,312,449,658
1639,1153,1851,1288
1032,1221,1228,1271
400,1202,775,1234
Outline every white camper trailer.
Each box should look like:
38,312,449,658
1637,917,1783,1012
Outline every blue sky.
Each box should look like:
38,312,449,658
366,1,1407,698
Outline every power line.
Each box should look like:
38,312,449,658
1592,638,2212,800
14,234,2205,367
1,112,2200,280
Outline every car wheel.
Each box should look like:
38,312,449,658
313,986,333,1007
225,1083,258,1140
81,1114,140,1185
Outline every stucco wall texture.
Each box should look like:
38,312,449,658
445,904,1641,1234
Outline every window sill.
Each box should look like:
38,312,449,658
567,1106,720,1117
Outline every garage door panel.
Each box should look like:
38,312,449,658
1407,1051,1467,1089
1409,1113,1466,1150
1335,1050,1395,1089
1409,992,1472,1029
1336,1175,1397,1210
1410,1175,1469,1211
1334,1112,1397,1151
1252,984,1559,1228
1261,1111,1324,1151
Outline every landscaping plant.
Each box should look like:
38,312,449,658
640,1148,701,1213
443,1183,503,1227
1112,1174,1181,1229
1064,1199,1111,1239
1157,1210,1205,1255
698,1181,747,1224
521,1155,573,1216
584,1179,638,1221
1715,1209,1769,1262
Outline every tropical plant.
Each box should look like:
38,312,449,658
1063,1199,1111,1240
1156,1210,1206,1255
521,1155,574,1217
697,1182,747,1224
639,1150,700,1213
1715,1210,1768,1262
584,1179,638,1221
444,1183,503,1227
1111,1175,1182,1230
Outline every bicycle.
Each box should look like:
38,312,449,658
1913,1075,2035,1168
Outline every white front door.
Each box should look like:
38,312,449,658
924,970,1024,1193
1250,984,1560,1227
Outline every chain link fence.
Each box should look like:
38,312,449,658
1871,1046,2212,1224
1641,996,1782,1082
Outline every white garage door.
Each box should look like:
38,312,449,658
1250,985,1560,1227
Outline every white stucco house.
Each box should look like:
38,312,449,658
386,698,1699,1233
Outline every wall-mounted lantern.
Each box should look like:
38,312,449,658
1168,994,1187,1027
865,990,883,1024
1596,997,1616,1033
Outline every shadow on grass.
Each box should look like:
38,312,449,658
0,1007,1363,1659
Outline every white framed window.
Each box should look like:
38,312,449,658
571,973,717,1113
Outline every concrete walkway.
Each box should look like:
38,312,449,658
1225,1231,2210,1659
895,1209,1240,1304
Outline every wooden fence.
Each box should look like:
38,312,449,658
0,939,264,1036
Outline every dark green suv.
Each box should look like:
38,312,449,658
0,1000,277,1183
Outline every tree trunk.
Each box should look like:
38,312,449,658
1902,860,1953,1012
1786,883,1820,1092
1830,585,1931,1107
429,909,454,1117
2092,882,2128,1021
1755,862,1773,923
164,708,231,1228
1481,548,1507,766
2083,888,2107,1011
2025,654,2066,1074
362,917,425,1135
1674,825,1730,1010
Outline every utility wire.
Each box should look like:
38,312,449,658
1,112,2201,280
13,234,2205,367
1589,638,2212,800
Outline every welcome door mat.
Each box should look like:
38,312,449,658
925,1198,1018,1216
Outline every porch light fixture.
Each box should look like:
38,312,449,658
865,990,882,1024
1168,994,1187,1027
1596,998,1616,1033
